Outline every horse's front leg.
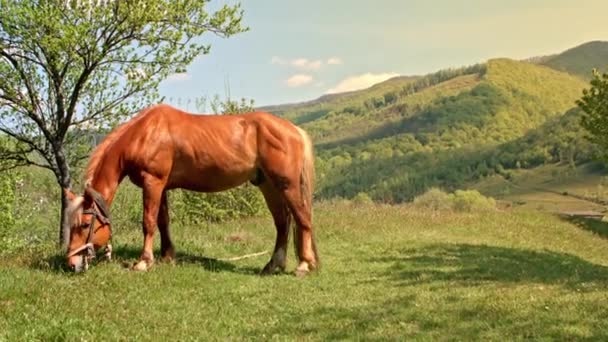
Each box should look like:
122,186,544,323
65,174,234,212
133,177,165,271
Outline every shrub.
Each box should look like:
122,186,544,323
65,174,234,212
109,181,267,228
413,188,452,211
173,184,266,224
352,192,374,205
111,182,143,228
0,172,16,230
450,189,496,212
0,171,19,255
413,188,496,212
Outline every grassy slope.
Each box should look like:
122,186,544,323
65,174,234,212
475,162,608,213
2,202,608,340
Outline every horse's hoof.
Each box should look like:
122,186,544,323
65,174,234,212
260,261,275,276
295,269,309,277
294,261,311,277
260,262,285,276
260,268,273,276
161,257,176,265
103,244,113,261
132,260,152,271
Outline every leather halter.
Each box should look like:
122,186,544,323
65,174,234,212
66,197,112,259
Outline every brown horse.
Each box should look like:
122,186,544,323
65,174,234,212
64,104,318,275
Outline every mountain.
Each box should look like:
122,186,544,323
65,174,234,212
262,42,603,202
259,75,421,124
541,41,608,79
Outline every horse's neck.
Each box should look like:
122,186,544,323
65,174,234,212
88,155,124,207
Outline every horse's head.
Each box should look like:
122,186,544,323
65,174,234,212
64,187,113,272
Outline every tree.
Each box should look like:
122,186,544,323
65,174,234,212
0,0,246,247
577,69,608,160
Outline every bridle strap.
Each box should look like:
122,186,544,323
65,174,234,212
67,242,94,258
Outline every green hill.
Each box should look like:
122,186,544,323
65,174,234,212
259,75,421,125
264,42,604,204
541,41,608,79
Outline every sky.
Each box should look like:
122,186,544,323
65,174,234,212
158,0,608,109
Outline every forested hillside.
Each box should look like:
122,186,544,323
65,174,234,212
264,42,606,202
541,41,608,79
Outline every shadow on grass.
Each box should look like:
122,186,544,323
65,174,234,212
30,244,264,275
370,243,608,288
561,216,608,239
249,244,608,340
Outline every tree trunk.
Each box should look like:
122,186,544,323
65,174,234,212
53,142,72,250
60,188,71,250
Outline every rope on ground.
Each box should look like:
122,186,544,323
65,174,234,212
218,250,269,261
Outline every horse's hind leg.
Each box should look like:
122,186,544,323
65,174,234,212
259,182,290,275
281,186,318,276
158,191,175,262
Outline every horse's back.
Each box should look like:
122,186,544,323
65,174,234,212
116,104,305,191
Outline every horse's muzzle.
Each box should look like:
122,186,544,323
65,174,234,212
68,254,89,273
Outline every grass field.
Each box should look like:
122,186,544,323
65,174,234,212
2,201,608,340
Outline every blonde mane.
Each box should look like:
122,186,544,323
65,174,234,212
84,105,157,186
67,196,85,228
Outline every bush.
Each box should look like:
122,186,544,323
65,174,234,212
413,188,496,212
352,192,374,205
173,184,266,224
0,171,16,230
0,171,19,254
413,188,452,211
450,190,496,212
111,182,143,228
108,180,267,228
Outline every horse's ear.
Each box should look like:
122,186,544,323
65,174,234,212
63,188,77,201
84,186,111,222
83,187,95,205
84,186,94,200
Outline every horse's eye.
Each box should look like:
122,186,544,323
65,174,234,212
80,223,90,229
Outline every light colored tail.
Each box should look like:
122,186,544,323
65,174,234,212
296,127,315,213
295,126,319,267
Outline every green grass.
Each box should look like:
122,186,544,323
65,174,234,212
2,201,608,340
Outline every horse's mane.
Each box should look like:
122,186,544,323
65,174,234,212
84,105,156,186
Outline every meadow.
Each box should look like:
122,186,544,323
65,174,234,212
2,201,608,340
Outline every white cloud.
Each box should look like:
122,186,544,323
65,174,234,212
271,56,341,70
271,56,287,65
291,58,323,70
327,57,343,65
166,73,191,81
326,72,400,94
286,74,313,88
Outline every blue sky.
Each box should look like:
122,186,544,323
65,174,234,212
158,0,608,109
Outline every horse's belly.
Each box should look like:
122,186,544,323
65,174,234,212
167,162,255,192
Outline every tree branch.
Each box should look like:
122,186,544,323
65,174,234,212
0,50,52,141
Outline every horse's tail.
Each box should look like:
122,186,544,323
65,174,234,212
296,126,315,213
295,126,319,267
